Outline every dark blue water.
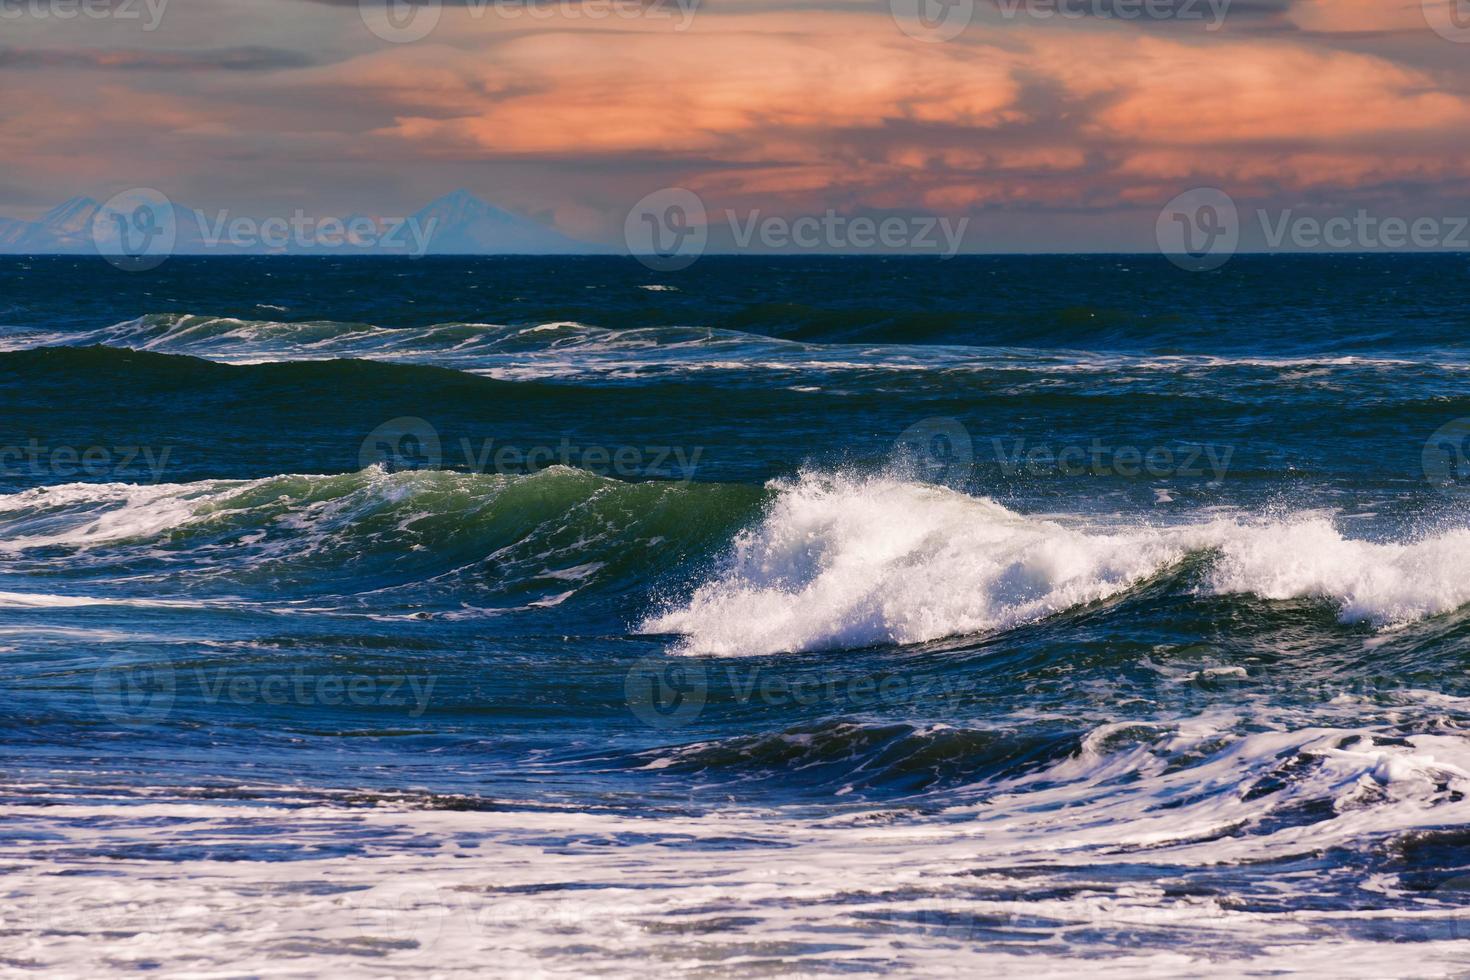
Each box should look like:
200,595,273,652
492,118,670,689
5,254,1470,972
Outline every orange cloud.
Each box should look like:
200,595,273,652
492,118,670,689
308,18,1470,213
1044,35,1470,143
313,18,1024,158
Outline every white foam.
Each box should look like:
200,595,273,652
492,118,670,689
644,472,1470,656
0,590,204,609
0,467,437,555
1203,518,1470,625
642,472,1188,656
0,480,214,551
6,716,1470,976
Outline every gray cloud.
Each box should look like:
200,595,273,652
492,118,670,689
0,46,313,72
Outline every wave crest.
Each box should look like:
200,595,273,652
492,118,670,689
643,472,1470,655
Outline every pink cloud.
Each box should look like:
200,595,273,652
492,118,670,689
5,3,1470,233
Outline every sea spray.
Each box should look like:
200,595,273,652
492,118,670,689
644,471,1470,655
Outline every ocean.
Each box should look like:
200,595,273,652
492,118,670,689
4,253,1470,975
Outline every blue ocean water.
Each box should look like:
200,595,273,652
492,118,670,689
4,254,1470,974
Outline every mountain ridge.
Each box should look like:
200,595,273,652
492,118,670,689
0,190,596,255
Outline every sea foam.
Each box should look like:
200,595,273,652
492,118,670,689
644,472,1470,656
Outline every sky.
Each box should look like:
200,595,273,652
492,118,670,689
3,0,1470,251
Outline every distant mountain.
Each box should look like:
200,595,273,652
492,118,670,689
0,215,34,250
409,189,590,254
0,190,594,255
0,196,101,251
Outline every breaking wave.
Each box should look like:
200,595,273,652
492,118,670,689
6,466,1470,643
643,472,1470,655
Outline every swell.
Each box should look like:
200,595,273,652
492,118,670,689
7,343,1469,429
8,464,1470,642
92,308,1175,356
0,467,759,611
17,342,1447,496
9,317,1470,398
